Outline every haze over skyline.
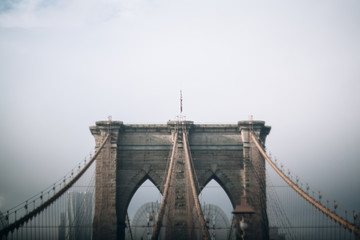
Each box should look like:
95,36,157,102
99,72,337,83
0,0,359,218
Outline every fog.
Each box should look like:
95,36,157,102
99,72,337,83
0,0,359,217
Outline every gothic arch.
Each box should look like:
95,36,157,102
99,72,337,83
124,170,163,214
199,169,242,208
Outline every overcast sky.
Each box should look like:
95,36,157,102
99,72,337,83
0,0,359,217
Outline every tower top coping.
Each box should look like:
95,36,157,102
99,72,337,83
92,120,271,133
94,120,268,126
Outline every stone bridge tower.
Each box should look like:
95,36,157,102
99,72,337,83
90,120,271,240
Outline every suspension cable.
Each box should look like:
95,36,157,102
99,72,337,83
183,131,211,240
151,131,178,240
250,131,360,236
0,133,111,237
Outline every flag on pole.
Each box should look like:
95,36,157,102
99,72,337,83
180,90,183,114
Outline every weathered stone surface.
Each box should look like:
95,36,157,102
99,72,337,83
91,120,271,240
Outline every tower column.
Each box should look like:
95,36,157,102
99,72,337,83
90,121,123,240
239,121,270,240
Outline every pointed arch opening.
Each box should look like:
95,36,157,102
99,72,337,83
199,179,233,221
198,178,234,239
126,178,162,240
127,178,162,221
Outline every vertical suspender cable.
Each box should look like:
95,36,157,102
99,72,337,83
126,213,134,240
0,133,110,238
250,132,360,236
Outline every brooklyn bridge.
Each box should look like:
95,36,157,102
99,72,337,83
0,119,359,240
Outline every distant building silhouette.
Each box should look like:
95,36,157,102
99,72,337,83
0,211,9,231
58,192,93,240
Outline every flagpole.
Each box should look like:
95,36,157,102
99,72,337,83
178,90,185,122
180,90,183,116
